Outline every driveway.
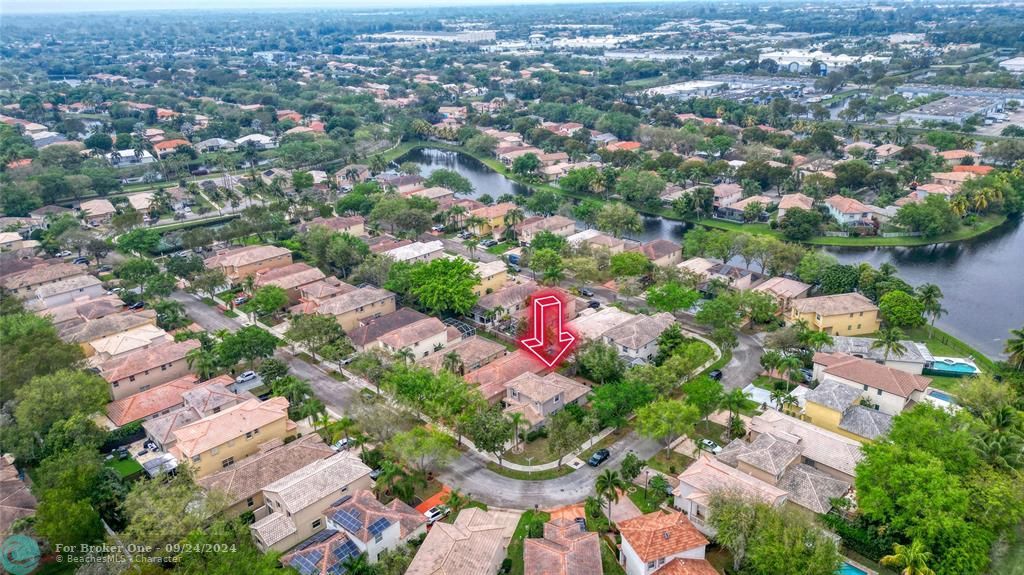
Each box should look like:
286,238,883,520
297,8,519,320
278,348,363,417
437,431,661,509
170,291,242,333
720,331,765,391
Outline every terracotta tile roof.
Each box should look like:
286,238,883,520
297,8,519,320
106,374,201,426
1,262,86,290
675,455,787,506
813,351,931,398
602,312,674,350
349,308,429,348
98,339,199,382
0,457,37,536
378,317,447,350
476,280,538,311
406,507,521,575
315,287,394,317
790,292,877,317
505,372,590,406
470,202,517,220
617,510,708,563
747,411,864,478
253,262,325,291
523,518,601,575
778,192,815,212
657,558,720,575
299,215,365,233
204,245,291,269
825,195,872,215
35,294,124,325
89,323,172,359
262,451,372,514
197,435,334,506
417,335,507,373
951,165,993,175
172,397,291,458
326,489,426,542
465,350,545,401
752,276,811,300
937,149,979,160
640,239,681,261
153,139,191,152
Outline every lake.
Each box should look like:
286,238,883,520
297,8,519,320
402,147,1022,359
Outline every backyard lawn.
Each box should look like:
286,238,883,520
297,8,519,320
646,449,694,476
506,510,551,575
485,242,513,255
105,457,144,479
627,484,669,514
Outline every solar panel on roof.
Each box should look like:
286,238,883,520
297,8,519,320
367,517,391,537
331,509,363,534
289,550,324,575
326,541,361,574
296,529,338,550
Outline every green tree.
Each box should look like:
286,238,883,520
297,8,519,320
590,379,654,428
881,540,936,575
190,268,228,300
388,427,457,476
779,207,823,241
646,282,700,313
609,251,651,279
594,469,627,522
176,519,286,575
635,399,699,453
0,313,83,402
242,285,289,322
123,472,229,560
464,406,513,464
1006,327,1024,370
681,376,724,422
285,313,347,361
406,257,480,316
595,202,642,238
916,283,947,338
615,169,665,207
872,327,908,362
879,290,926,329
424,169,474,195
218,325,278,368
547,409,590,465
576,340,626,384
512,153,540,176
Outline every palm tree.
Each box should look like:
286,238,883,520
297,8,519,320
340,553,373,575
721,388,751,429
802,330,834,353
594,469,626,524
503,208,525,243
186,347,219,380
373,461,401,498
464,238,480,260
441,351,464,375
916,284,945,337
509,412,524,452
770,388,789,411
272,375,313,408
781,393,799,414
442,488,469,516
881,540,936,575
1006,327,1024,370
778,354,804,385
447,205,468,230
394,347,415,364
759,349,782,379
871,328,908,362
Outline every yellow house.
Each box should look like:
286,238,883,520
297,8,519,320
204,245,293,285
802,380,897,443
788,292,880,336
98,339,201,400
473,260,508,297
170,397,297,478
314,286,397,331
469,202,517,238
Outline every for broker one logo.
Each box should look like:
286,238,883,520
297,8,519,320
1,535,40,575
518,290,577,368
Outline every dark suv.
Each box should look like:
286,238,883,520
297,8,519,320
587,449,610,467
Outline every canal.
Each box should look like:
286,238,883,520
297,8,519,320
402,147,1022,359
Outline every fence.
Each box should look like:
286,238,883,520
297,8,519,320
822,231,850,237
880,231,923,238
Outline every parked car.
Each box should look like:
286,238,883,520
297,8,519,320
506,254,520,265
587,300,600,309
508,264,521,273
699,439,723,454
55,250,72,258
580,287,595,297
127,301,145,310
233,295,249,306
708,370,723,381
98,265,112,272
587,448,610,467
369,468,382,480
799,368,814,383
235,371,257,384
431,224,445,232
332,438,351,451
72,256,90,265
424,505,450,524
481,239,498,248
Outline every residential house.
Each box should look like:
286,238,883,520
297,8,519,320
473,260,508,297
198,435,335,516
472,280,538,326
418,335,507,374
812,351,932,417
322,490,427,563
127,192,154,213
674,455,787,536
348,308,429,352
299,215,366,237
820,336,932,374
503,372,590,430
712,183,742,208
153,139,191,158
465,350,546,403
378,317,449,359
676,257,717,280
704,263,763,291
566,229,626,254
98,339,201,400
499,147,545,167
751,277,811,314
235,134,278,150
195,138,237,153
170,397,297,479
802,380,895,442
142,382,251,450
602,312,675,363
2,261,86,299
80,199,116,224
604,141,642,153
86,323,173,362
874,143,903,159
524,518,602,575
251,452,373,552
105,374,233,428
59,309,157,351
788,293,881,336
383,240,444,264
637,239,682,267
617,510,717,575
776,193,814,220
0,232,26,251
824,195,880,226
204,245,293,284
718,195,773,221
406,186,455,204
570,307,636,341
938,149,980,163
313,287,397,332
931,171,977,189
32,294,124,328
290,278,356,315
253,263,326,301
468,202,518,238
33,275,104,307
747,410,863,482
0,457,37,537
107,149,155,168
405,507,521,575
518,215,576,245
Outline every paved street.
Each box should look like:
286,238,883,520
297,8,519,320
437,431,661,508
279,348,362,418
722,331,765,391
170,291,243,333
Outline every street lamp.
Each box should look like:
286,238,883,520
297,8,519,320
525,456,534,479
644,470,650,504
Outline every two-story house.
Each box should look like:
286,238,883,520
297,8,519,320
524,518,602,575
802,380,896,442
751,276,812,314
253,263,326,302
2,262,86,300
473,260,508,297
250,452,373,553
788,293,880,336
105,374,234,428
405,508,521,575
673,455,787,537
503,372,590,430
637,239,682,268
378,317,449,359
313,286,397,331
33,275,104,308
141,381,250,450
601,312,675,363
468,203,518,238
204,245,293,285
169,397,297,478
812,351,932,416
825,195,882,226
383,240,444,264
617,510,717,575
298,215,367,237
98,339,201,400
518,215,576,245
322,490,427,562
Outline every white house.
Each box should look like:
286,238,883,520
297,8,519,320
617,510,717,575
234,134,278,150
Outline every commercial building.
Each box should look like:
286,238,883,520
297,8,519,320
899,96,1001,126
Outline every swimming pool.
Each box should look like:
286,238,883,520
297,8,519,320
925,356,980,377
837,561,869,575
928,389,957,403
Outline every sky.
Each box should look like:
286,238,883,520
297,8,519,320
2,0,669,15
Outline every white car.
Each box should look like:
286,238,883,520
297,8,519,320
55,250,72,257
424,505,450,524
699,439,722,454
235,371,257,384
331,438,351,451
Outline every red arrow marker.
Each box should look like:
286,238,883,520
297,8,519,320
520,292,577,368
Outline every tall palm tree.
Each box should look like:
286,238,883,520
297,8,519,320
802,330,834,353
509,412,524,452
759,349,782,379
916,284,945,337
594,469,626,524
441,351,464,375
442,488,469,516
340,553,373,575
373,461,401,498
186,347,219,379
503,208,525,243
778,354,804,385
721,388,751,429
394,347,415,364
770,388,789,411
1005,327,1024,370
949,194,969,217
464,238,480,260
881,540,936,575
871,328,908,362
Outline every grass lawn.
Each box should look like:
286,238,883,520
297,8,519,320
201,297,217,306
864,325,998,396
485,242,513,255
222,309,239,318
692,420,728,445
504,436,563,466
507,510,551,575
601,538,627,575
646,449,694,476
105,457,144,479
485,462,574,480
627,484,668,514
329,371,348,382
751,375,788,391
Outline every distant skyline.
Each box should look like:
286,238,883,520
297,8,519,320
3,0,672,15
